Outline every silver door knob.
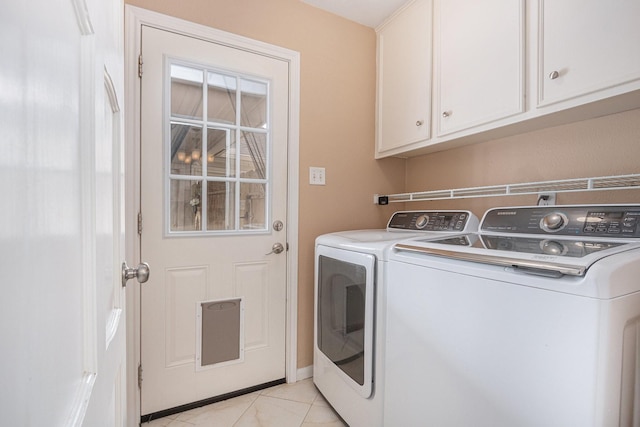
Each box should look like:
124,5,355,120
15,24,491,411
416,120,424,126
549,70,560,80
122,261,150,287
265,243,285,255
442,111,451,118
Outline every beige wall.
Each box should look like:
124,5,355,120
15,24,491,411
405,108,640,219
125,0,640,374
125,0,405,369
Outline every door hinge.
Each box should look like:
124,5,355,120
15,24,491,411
137,212,143,235
138,54,143,78
138,363,143,389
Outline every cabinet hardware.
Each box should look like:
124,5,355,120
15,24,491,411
415,120,424,126
549,70,560,80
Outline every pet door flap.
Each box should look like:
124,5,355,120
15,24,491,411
196,297,244,369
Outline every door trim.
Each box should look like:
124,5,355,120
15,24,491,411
124,6,300,424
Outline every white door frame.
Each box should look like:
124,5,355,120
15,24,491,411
124,6,300,423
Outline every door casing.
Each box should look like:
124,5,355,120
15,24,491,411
124,6,300,424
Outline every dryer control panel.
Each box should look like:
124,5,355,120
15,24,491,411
388,211,477,232
481,205,640,238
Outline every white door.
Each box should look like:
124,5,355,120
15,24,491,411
376,0,432,155
82,1,130,423
435,0,524,135
140,26,289,415
538,0,640,106
0,0,127,425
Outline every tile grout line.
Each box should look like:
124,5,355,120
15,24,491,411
226,394,252,427
231,392,264,427
299,400,314,427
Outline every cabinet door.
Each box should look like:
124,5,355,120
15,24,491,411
538,0,640,106
376,0,432,156
435,0,524,136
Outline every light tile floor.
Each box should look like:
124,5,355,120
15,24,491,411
143,378,348,427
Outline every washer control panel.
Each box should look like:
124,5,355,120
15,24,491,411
482,205,640,237
388,211,476,232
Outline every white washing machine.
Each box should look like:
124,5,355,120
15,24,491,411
314,210,479,427
385,205,640,427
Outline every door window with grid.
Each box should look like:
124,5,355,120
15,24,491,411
167,63,270,234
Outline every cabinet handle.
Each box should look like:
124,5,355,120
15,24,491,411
442,111,451,118
549,70,560,80
416,120,424,126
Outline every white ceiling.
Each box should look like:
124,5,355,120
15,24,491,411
301,0,409,28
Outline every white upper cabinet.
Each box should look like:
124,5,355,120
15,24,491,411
375,0,640,158
375,0,432,158
435,0,524,136
537,0,640,107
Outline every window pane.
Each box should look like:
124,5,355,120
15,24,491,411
207,181,235,231
170,179,202,232
240,79,267,128
240,132,266,179
166,62,272,235
171,64,203,120
207,72,236,124
207,128,235,178
170,124,202,176
240,182,266,230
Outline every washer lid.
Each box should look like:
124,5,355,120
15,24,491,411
395,233,640,277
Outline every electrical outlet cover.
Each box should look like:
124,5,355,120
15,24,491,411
309,167,325,185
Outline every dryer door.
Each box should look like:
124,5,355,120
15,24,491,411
315,245,375,398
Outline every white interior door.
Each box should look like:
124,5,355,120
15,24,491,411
0,0,127,425
82,0,129,423
140,25,290,416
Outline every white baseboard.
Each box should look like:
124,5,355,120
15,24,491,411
296,365,313,381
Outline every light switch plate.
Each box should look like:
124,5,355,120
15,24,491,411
309,167,325,185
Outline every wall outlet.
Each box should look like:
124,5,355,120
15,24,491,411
309,167,325,185
537,192,556,206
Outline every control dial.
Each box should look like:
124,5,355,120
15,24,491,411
540,240,567,256
540,212,568,232
415,214,430,229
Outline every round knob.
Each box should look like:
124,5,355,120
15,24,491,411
541,240,566,256
415,214,430,229
549,70,560,80
137,263,150,283
541,212,566,232
122,261,150,287
442,111,451,118
416,120,424,126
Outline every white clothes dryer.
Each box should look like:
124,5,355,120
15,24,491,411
314,210,479,427
385,205,640,427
